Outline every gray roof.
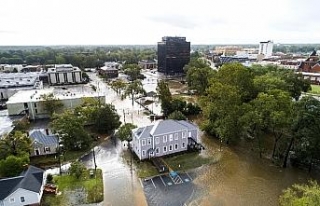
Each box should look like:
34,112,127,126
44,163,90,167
0,166,44,200
134,120,198,139
29,130,58,146
134,125,153,139
176,120,198,130
150,120,189,136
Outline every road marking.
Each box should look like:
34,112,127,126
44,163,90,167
159,176,166,187
151,178,156,189
186,172,193,181
139,178,144,188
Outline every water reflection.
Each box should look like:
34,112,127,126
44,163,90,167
192,135,319,206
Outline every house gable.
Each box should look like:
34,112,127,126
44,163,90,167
3,188,39,206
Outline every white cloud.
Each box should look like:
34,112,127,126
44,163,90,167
0,0,319,45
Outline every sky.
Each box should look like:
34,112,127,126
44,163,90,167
0,0,319,45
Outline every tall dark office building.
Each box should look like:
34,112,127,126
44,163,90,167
157,36,190,74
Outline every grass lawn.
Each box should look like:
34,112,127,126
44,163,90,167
122,149,213,178
42,169,103,205
164,152,213,171
310,84,320,94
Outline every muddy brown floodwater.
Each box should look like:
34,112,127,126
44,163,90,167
189,134,320,206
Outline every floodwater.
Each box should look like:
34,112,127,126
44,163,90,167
189,134,319,206
83,131,318,206
87,72,320,206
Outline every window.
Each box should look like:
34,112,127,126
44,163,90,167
35,109,38,114
142,150,145,156
156,148,160,154
182,131,186,138
163,146,167,152
174,133,178,140
169,145,173,151
147,138,151,145
188,131,192,137
34,103,37,108
163,135,167,143
44,147,50,152
175,144,178,150
155,137,159,144
169,134,173,141
20,197,25,203
9,198,15,203
142,140,146,146
182,142,186,148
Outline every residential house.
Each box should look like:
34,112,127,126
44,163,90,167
29,130,58,157
0,166,46,206
131,120,199,160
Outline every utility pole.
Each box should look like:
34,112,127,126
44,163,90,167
123,109,126,123
92,148,97,173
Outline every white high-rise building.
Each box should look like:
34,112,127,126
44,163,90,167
259,40,274,57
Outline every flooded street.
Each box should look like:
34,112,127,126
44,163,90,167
87,72,319,206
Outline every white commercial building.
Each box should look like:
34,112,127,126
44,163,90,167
258,40,274,57
0,72,43,100
6,87,105,120
47,64,82,85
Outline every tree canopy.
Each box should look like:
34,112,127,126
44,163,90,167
279,180,320,206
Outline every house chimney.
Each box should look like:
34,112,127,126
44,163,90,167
45,128,49,135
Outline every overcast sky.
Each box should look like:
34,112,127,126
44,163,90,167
1,0,319,45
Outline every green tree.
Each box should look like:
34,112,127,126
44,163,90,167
51,110,91,151
116,123,137,141
40,93,63,117
285,96,320,170
69,161,86,179
0,154,29,177
186,66,215,95
157,80,172,117
110,79,127,94
168,110,187,120
279,180,320,206
200,82,244,145
0,131,32,160
91,104,121,133
12,118,30,133
215,63,256,102
122,80,146,106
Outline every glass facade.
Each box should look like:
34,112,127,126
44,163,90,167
157,36,190,74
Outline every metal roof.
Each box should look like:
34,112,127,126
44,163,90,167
29,130,58,146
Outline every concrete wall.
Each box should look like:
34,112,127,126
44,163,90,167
48,71,82,85
7,95,106,120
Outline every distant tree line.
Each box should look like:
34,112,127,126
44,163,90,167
273,44,320,54
0,47,157,68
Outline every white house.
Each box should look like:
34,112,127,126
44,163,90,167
0,166,46,206
47,64,82,85
131,120,200,160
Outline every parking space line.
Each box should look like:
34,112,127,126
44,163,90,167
139,178,144,188
159,175,166,187
151,178,156,189
186,172,193,181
